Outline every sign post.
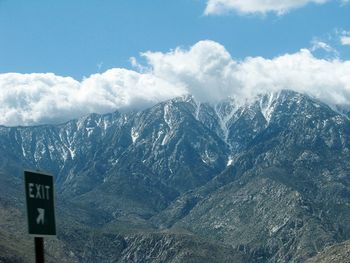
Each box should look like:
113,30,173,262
24,170,56,263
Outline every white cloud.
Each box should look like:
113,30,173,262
335,29,350,46
1,40,350,126
310,40,339,58
140,41,237,102
204,0,329,15
0,70,185,126
341,36,350,45
235,49,350,106
338,30,350,46
311,41,334,52
141,40,350,107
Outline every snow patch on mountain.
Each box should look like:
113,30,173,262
163,104,173,129
201,149,217,165
227,157,233,166
131,127,139,143
260,92,279,124
214,99,237,142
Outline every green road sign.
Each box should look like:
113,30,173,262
24,170,56,236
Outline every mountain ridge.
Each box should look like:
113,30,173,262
1,89,350,262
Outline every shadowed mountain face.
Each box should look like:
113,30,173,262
1,90,350,262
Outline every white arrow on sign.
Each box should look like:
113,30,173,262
36,208,45,224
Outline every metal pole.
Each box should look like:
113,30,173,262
34,237,44,263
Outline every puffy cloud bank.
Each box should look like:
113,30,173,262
204,0,329,15
0,71,185,126
1,40,350,126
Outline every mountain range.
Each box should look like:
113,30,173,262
1,90,350,262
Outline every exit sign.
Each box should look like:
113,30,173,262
24,170,56,236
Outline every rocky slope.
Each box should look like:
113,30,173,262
305,240,350,263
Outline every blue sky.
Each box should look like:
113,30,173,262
0,0,349,79
1,0,350,126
